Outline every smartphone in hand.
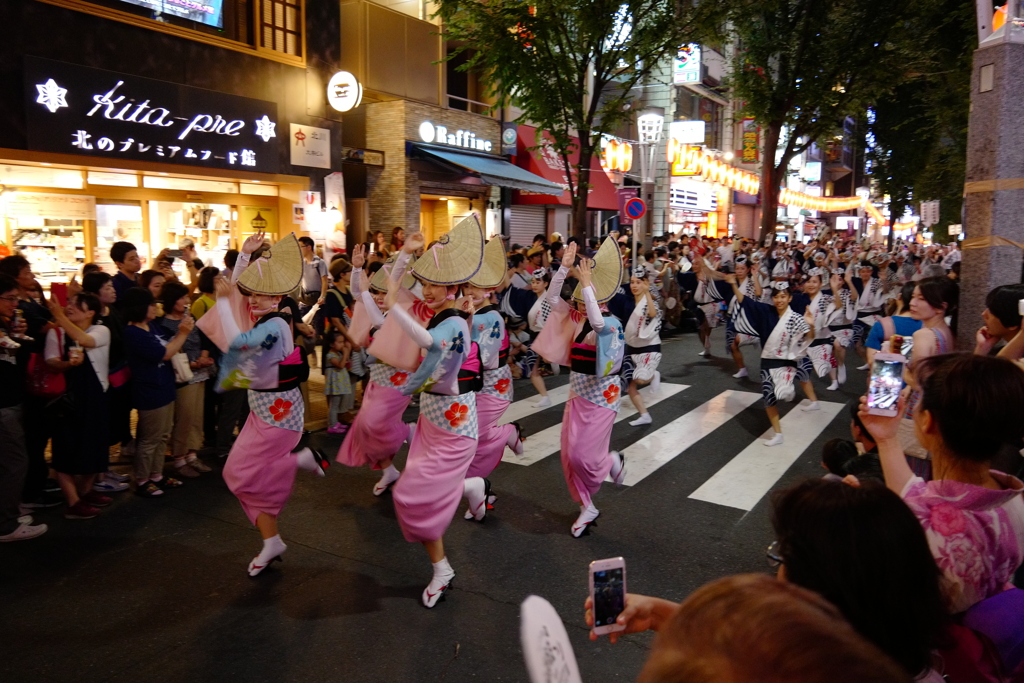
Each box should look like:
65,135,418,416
589,557,627,635
866,353,906,417
50,282,68,307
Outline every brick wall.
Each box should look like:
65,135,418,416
366,100,500,241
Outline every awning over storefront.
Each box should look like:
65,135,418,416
410,143,565,196
513,125,619,211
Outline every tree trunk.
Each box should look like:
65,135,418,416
759,122,783,247
571,143,595,241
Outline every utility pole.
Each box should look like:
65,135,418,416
959,0,1024,348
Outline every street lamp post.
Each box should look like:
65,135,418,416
635,109,664,268
959,0,1024,349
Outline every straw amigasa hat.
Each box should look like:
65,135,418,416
410,215,485,285
237,233,303,295
369,252,417,292
572,236,624,304
469,237,507,289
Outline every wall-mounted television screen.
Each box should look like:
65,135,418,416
118,0,224,29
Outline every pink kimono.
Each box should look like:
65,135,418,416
534,266,624,507
336,264,431,470
390,307,481,543
466,304,516,479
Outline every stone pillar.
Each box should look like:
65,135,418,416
960,39,1024,349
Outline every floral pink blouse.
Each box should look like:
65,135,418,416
901,471,1024,614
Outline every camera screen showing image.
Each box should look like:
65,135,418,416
593,568,625,627
867,359,904,411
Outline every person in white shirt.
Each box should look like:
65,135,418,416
623,266,663,426
44,292,112,519
940,243,961,271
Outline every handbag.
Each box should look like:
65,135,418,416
26,328,66,399
170,352,194,384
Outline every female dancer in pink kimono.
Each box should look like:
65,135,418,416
461,238,525,521
203,232,330,577
384,223,488,607
336,244,432,494
535,241,626,537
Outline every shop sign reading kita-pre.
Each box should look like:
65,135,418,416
24,56,280,174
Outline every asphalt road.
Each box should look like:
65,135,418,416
1,329,870,683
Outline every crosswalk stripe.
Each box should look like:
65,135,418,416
612,390,763,487
687,400,846,511
498,384,572,425
502,383,690,466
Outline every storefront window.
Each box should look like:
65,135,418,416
9,217,86,290
149,201,234,276
95,202,144,273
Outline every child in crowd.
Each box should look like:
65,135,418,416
324,330,353,435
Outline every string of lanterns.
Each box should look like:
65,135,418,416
664,139,888,225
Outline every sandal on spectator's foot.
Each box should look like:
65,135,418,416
155,477,184,489
135,481,164,498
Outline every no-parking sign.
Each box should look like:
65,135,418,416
623,197,647,221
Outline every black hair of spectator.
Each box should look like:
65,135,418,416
985,283,1024,329
82,263,102,277
549,241,563,258
508,253,525,268
298,236,315,249
110,241,137,265
224,249,240,270
915,353,1024,462
196,267,218,295
81,271,112,295
366,261,384,277
160,281,190,310
532,233,546,244
138,270,165,293
916,276,959,334
849,401,870,440
667,241,679,251
899,282,916,310
916,276,958,316
771,478,947,677
73,291,102,318
0,254,30,279
0,274,17,296
121,287,155,323
821,438,858,476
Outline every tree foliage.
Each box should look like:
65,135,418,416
728,0,923,245
868,0,973,245
436,0,723,239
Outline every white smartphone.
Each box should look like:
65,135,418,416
867,353,906,417
589,557,627,635
1018,299,1024,316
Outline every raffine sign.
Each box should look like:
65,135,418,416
418,121,494,153
24,56,280,173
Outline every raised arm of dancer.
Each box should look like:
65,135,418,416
386,303,434,349
576,257,605,332
232,230,263,283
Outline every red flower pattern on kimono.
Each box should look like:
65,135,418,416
603,384,620,404
269,398,293,422
495,378,511,394
445,403,469,428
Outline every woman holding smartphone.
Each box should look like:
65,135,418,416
897,277,958,478
45,292,112,519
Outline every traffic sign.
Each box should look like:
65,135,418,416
624,197,647,220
